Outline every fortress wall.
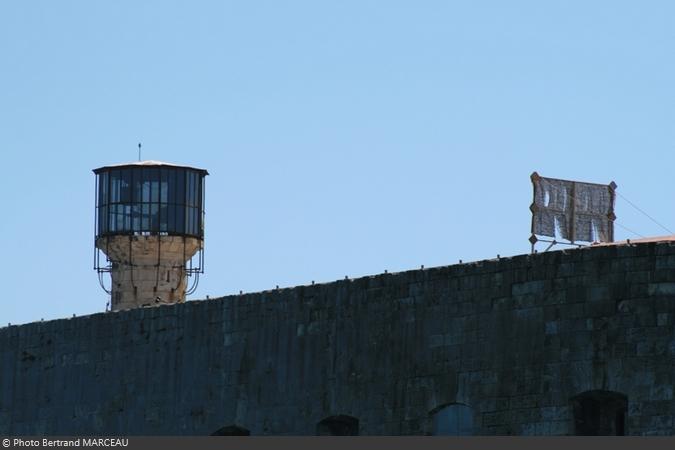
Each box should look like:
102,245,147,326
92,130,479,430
3,242,675,435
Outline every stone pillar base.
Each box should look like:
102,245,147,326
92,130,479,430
96,235,201,311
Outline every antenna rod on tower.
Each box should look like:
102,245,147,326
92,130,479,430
138,143,142,161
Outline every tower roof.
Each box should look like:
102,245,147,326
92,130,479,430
93,160,208,175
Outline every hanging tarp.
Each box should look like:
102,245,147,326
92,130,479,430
530,172,616,243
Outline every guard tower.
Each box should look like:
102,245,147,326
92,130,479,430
93,161,208,311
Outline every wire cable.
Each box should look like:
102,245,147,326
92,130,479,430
615,191,673,235
614,222,646,239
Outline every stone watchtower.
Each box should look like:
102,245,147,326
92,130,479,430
93,161,208,311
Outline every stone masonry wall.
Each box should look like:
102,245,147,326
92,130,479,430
3,242,675,435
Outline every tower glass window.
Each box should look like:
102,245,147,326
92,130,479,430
94,162,207,239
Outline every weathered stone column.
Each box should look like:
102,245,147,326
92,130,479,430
96,235,201,310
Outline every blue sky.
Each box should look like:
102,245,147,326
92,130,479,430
1,1,674,325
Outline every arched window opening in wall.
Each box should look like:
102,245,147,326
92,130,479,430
571,390,627,435
316,415,359,435
210,425,251,436
430,403,474,435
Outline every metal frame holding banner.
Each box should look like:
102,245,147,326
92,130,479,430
529,172,617,253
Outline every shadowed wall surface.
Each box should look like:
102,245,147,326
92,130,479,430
3,242,675,435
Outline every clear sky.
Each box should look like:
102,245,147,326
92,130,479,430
1,1,674,325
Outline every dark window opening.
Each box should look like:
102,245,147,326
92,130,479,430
94,166,206,238
430,403,473,436
316,415,359,436
211,425,250,436
571,390,627,436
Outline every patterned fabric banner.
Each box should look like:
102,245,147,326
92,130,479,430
530,172,616,243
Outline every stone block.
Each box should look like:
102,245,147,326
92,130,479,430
649,283,675,296
657,313,670,326
512,281,546,296
549,420,569,435
587,285,610,302
482,411,509,426
545,321,558,335
540,406,569,421
650,384,674,401
429,334,444,348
